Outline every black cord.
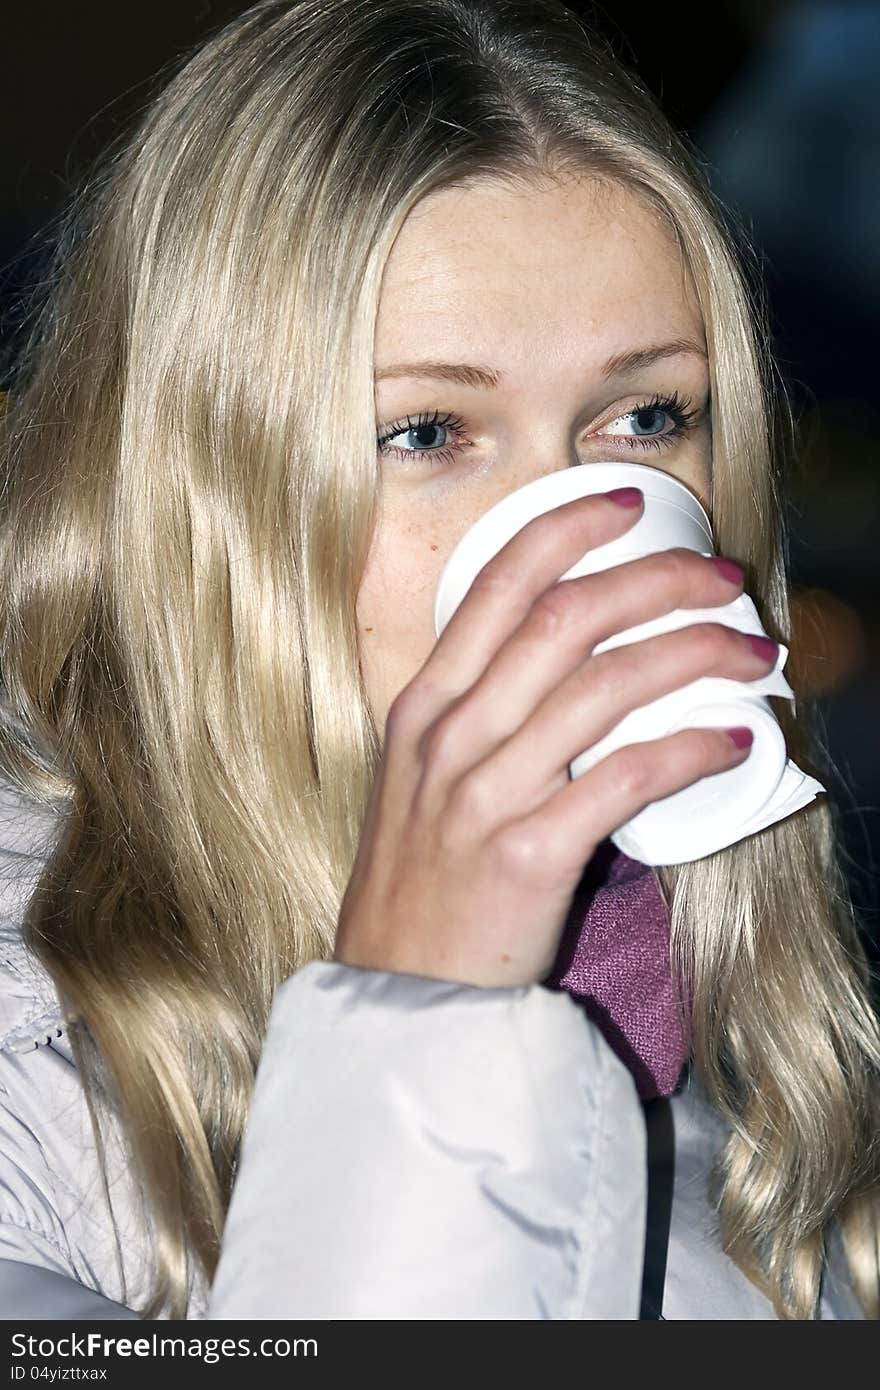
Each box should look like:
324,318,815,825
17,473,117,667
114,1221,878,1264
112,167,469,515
639,1096,675,1320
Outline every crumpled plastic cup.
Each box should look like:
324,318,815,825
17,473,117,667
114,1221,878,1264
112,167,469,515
433,461,825,867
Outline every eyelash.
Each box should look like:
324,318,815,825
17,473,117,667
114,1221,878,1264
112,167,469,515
375,391,703,467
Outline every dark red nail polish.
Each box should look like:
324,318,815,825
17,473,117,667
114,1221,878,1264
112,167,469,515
605,487,643,508
710,556,745,586
724,726,753,751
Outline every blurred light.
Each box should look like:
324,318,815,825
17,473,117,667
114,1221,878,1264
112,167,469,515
786,586,868,697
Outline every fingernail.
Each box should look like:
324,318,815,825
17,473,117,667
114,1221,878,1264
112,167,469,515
724,726,754,751
710,556,745,586
605,487,643,508
744,634,779,664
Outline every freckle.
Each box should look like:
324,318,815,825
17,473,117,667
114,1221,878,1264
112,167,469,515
365,627,373,633
430,544,438,551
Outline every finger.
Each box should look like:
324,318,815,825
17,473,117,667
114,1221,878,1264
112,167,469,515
410,547,746,785
489,725,752,885
447,621,777,821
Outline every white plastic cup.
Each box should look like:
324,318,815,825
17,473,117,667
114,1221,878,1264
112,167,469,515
433,461,824,866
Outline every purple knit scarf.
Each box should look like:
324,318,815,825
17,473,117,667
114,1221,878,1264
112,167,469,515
542,839,690,1100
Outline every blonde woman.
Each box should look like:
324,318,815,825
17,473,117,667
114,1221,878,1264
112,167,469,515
0,0,877,1322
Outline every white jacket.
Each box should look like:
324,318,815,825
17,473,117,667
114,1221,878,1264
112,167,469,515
0,775,863,1320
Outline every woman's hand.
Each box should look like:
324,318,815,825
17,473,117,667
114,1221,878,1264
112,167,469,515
334,489,777,988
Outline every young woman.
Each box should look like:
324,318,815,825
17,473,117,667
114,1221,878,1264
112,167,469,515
0,0,877,1321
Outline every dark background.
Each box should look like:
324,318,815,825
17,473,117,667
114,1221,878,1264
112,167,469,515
2,0,878,956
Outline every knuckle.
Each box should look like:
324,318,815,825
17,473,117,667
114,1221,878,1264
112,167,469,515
416,710,465,769
681,725,732,767
388,679,461,750
531,502,572,540
579,649,626,703
530,581,576,636
681,621,733,664
707,726,737,760
470,553,514,597
609,744,655,800
656,547,694,587
490,822,544,877
447,767,495,827
385,685,421,741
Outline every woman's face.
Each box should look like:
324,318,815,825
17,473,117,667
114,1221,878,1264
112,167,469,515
358,174,712,734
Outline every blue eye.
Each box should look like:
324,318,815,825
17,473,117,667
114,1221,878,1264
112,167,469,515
376,409,468,467
599,393,702,452
375,392,703,466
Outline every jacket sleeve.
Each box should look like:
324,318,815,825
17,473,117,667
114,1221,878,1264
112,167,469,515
0,1260,139,1320
206,960,648,1320
0,776,144,1322
0,1056,142,1321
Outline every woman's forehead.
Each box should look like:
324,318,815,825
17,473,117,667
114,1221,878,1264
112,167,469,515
375,177,705,375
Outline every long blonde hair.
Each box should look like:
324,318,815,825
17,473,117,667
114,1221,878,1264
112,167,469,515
1,0,877,1320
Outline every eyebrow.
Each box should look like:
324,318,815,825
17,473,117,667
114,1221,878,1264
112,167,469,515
374,339,707,389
